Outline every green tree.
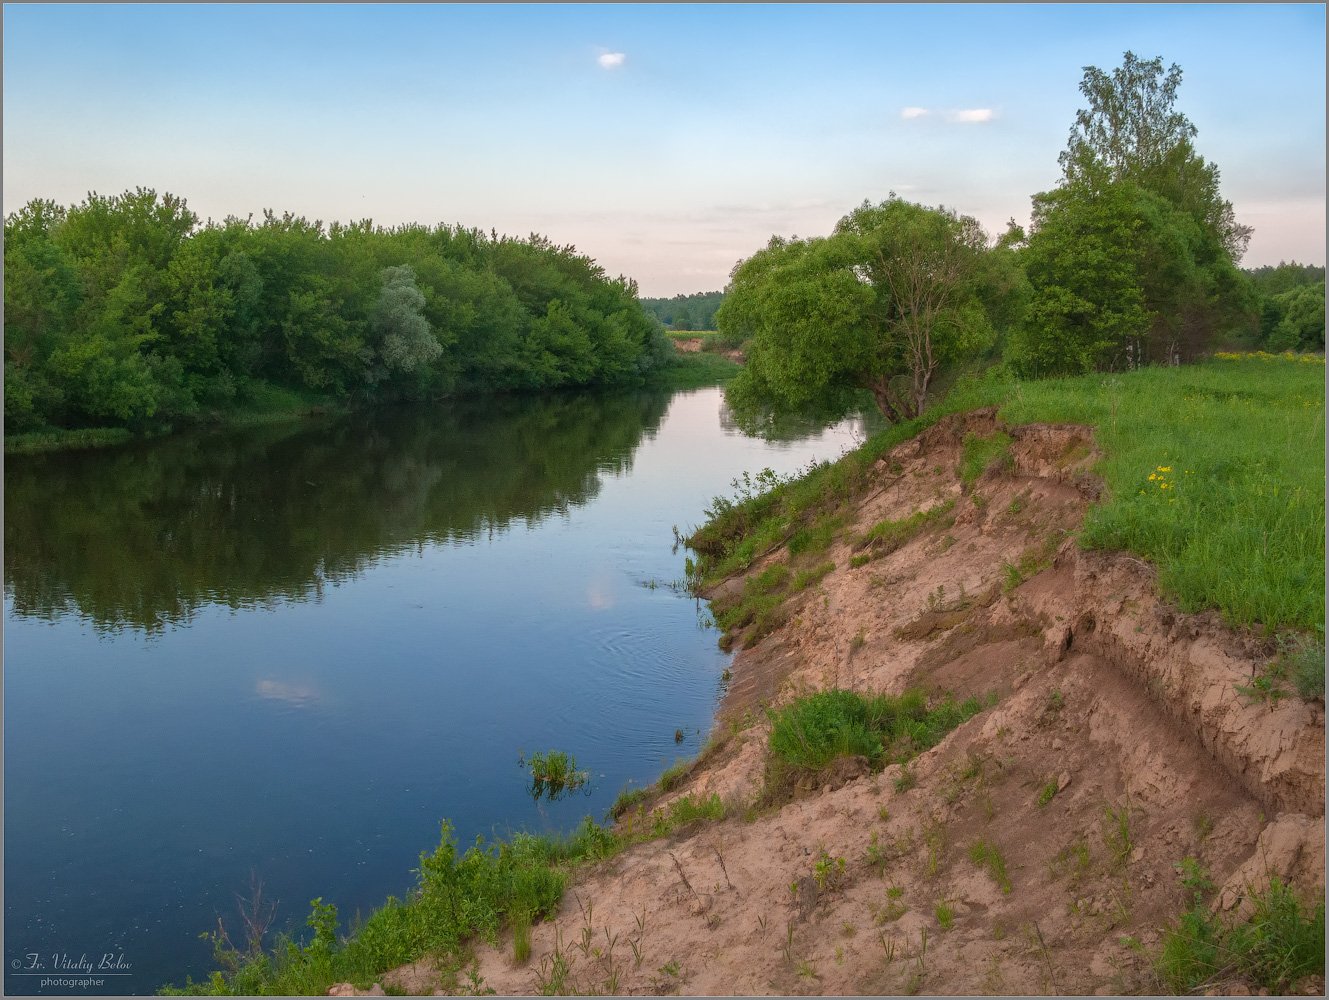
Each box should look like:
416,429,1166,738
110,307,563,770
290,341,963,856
1015,52,1255,374
719,197,997,423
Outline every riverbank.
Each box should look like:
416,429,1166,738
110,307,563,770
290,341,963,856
5,344,740,456
172,356,1324,996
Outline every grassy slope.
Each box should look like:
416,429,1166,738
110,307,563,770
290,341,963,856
694,354,1325,635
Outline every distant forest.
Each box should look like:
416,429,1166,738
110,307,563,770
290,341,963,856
4,191,673,435
639,291,725,331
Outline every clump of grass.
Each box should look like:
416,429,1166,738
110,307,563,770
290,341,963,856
525,750,589,801
1036,780,1059,807
648,793,725,838
792,561,835,591
1240,632,1326,705
857,501,957,560
788,513,847,556
1102,802,1134,869
608,786,650,821
959,431,1014,488
512,910,533,965
1156,878,1325,994
761,687,981,805
710,562,791,650
934,902,955,930
968,838,1012,894
657,758,691,793
1048,835,1092,885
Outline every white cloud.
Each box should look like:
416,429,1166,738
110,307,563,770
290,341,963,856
900,106,930,120
597,51,626,69
947,108,996,124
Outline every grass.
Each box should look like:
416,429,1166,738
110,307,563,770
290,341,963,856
792,560,836,591
855,502,957,564
768,688,983,772
1156,877,1325,994
649,350,742,389
946,357,1325,634
525,750,589,801
162,818,620,996
4,425,135,455
1102,802,1135,870
762,688,983,804
968,838,1012,894
934,902,956,931
959,430,1014,488
1036,779,1059,807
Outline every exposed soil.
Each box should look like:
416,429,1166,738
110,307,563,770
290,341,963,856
351,410,1324,997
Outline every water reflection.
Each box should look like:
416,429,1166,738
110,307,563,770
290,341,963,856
4,391,670,633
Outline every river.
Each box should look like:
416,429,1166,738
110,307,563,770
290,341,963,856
3,386,870,993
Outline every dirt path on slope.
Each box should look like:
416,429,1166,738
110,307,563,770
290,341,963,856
362,410,1324,997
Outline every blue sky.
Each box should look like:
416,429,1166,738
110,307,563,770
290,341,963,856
4,3,1324,295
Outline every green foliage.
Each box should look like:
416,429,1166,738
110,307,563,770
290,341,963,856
791,561,835,591
1036,780,1059,807
934,902,955,930
4,190,671,442
639,290,725,331
1156,879,1324,994
1265,282,1325,352
719,196,1003,424
1014,52,1255,377
167,817,623,995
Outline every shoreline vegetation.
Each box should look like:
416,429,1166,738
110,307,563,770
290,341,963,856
163,352,1324,996
4,341,742,456
5,191,687,453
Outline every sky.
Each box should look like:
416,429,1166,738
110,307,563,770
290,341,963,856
3,3,1325,296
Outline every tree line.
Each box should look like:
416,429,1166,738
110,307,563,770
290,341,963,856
4,198,673,434
639,291,725,331
717,52,1325,425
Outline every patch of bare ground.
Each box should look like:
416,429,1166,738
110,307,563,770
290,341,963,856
371,410,1324,997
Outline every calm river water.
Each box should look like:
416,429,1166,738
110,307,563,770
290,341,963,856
3,386,869,993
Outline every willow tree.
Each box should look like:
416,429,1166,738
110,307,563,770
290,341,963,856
718,197,997,424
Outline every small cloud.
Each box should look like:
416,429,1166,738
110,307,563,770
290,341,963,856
901,106,930,120
255,678,319,708
947,108,996,124
597,51,626,69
